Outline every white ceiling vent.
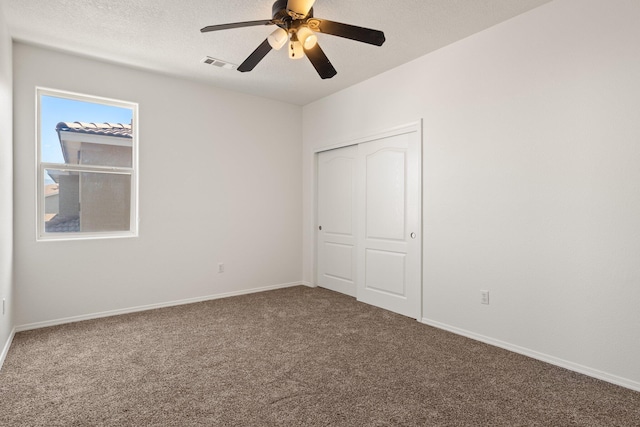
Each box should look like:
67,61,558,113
201,56,237,70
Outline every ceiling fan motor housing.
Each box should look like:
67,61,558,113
272,0,313,24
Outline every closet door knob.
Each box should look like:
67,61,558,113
410,232,416,239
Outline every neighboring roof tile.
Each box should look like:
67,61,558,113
45,215,80,233
56,121,132,138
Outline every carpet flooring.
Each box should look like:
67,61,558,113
1,286,638,426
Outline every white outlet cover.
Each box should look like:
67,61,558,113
480,290,490,305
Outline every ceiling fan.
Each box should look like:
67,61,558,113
201,0,386,79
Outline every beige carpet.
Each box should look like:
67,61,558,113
1,286,638,426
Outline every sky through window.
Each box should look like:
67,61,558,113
41,95,133,182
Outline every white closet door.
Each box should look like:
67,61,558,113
316,146,357,297
356,130,421,319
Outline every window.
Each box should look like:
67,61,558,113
37,88,138,240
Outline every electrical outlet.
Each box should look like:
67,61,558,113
480,290,490,305
218,263,224,273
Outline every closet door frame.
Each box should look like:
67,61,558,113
313,120,423,319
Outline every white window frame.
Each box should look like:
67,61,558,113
36,87,139,241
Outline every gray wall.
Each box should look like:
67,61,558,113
78,142,131,232
0,2,14,366
13,42,303,327
303,0,640,390
58,174,80,218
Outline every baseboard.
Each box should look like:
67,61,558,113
300,281,316,288
421,318,640,393
15,282,304,333
0,327,16,372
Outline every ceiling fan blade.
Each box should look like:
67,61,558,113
201,20,273,33
304,43,337,79
237,39,273,72
308,19,385,46
286,0,316,18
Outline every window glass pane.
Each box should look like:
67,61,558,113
38,89,137,240
40,95,133,169
44,169,132,233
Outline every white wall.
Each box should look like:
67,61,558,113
0,2,14,366
303,0,640,390
13,43,302,327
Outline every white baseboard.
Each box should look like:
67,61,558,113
421,318,640,393
0,327,16,372
300,281,316,288
15,281,304,333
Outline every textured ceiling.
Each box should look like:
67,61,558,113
2,0,553,105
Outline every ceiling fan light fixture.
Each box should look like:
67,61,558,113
289,40,304,59
296,26,317,50
267,27,289,50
